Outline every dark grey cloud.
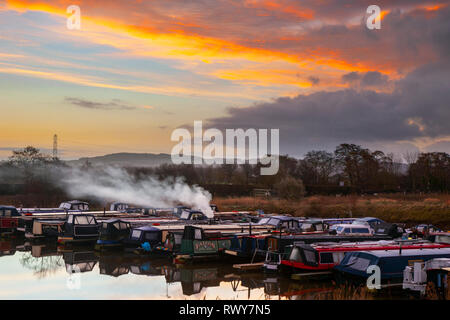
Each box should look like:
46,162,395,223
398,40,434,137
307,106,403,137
202,4,450,157
341,71,389,87
205,59,450,156
308,76,320,85
65,97,136,111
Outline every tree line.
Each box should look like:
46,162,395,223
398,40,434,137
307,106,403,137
1,144,449,200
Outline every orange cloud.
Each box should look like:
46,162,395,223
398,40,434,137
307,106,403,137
5,0,400,77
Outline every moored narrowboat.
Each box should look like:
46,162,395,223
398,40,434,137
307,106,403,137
174,225,234,263
57,214,100,245
123,225,163,253
0,205,21,236
280,240,450,274
263,233,394,272
95,218,132,250
334,247,450,283
25,219,65,241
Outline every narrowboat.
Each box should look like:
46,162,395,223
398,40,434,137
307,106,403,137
225,232,270,260
263,233,394,272
225,219,345,262
334,247,450,283
123,225,163,252
328,224,374,235
173,206,191,217
25,218,65,241
224,219,328,261
402,258,450,296
179,209,209,221
428,232,450,244
109,202,129,212
59,200,89,212
95,218,132,250
173,225,234,263
351,217,404,237
257,215,301,230
0,205,21,236
411,224,443,238
57,214,100,245
280,240,450,274
19,200,90,215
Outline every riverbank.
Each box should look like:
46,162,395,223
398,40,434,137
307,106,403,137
213,194,450,229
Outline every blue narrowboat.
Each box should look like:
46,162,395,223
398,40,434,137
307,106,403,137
123,226,163,252
334,247,450,282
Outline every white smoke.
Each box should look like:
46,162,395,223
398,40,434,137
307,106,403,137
59,166,214,218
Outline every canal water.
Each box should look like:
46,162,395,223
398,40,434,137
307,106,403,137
0,238,421,300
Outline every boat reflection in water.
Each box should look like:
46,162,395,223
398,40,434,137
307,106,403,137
0,239,446,300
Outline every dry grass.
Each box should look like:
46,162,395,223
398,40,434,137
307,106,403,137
214,194,450,229
424,278,450,300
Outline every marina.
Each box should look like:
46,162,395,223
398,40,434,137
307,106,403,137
1,200,449,300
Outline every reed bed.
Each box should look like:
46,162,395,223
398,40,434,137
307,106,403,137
214,194,450,228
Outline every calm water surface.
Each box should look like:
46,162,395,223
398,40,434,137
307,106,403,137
0,238,415,300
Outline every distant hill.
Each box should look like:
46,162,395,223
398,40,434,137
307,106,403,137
67,153,173,167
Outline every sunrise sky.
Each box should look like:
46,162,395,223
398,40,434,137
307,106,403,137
0,0,449,159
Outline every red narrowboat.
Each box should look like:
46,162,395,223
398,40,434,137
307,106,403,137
0,206,21,235
280,240,450,274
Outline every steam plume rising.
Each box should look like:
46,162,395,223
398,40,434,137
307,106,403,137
59,166,214,217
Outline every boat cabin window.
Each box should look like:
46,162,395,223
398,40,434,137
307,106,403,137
267,218,281,226
319,252,334,264
303,249,317,264
131,230,142,239
110,222,129,230
180,211,190,220
435,235,450,244
346,256,372,272
70,203,89,211
194,228,202,240
67,215,74,224
3,209,12,217
74,215,96,225
281,220,299,229
289,247,304,263
343,228,351,233
301,223,312,231
315,224,323,231
174,233,183,245
144,232,159,241
333,252,345,264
